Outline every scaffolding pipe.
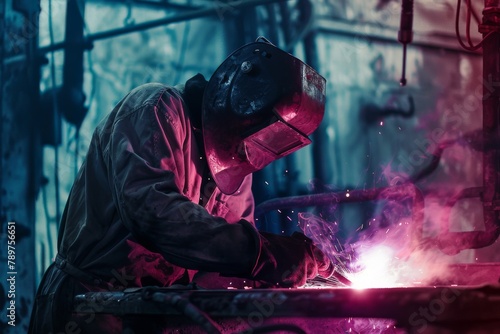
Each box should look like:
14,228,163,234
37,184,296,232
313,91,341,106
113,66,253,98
38,0,286,54
255,183,425,242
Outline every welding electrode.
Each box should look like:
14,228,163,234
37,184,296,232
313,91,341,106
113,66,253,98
332,271,352,286
398,0,414,86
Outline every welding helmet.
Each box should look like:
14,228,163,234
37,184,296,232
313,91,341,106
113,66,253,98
202,37,326,195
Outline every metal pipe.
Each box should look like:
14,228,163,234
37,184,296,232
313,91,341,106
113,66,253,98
429,187,500,255
452,0,500,254
255,183,425,241
481,1,500,223
38,0,286,54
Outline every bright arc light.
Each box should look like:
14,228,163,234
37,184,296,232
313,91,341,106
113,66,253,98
348,245,398,289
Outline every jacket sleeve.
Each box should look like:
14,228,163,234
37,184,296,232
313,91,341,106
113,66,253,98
108,86,260,276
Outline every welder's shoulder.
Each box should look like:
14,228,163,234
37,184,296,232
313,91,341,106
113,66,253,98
117,83,182,119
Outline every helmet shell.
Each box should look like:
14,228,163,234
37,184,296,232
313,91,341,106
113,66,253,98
202,40,326,195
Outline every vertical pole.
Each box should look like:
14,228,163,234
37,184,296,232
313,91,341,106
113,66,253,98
303,32,329,186
480,0,500,234
1,1,41,332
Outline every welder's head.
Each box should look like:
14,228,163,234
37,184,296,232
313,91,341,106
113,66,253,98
202,37,326,195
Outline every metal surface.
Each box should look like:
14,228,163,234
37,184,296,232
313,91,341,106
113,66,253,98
74,284,500,333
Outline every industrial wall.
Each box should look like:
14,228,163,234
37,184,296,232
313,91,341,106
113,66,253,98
1,1,40,333
1,0,499,333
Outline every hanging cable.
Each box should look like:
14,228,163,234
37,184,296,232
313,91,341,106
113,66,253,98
455,0,493,51
469,0,481,25
48,0,61,229
465,0,473,47
42,178,55,262
71,0,92,177
283,0,314,53
0,0,5,225
398,0,414,86
173,21,191,85
74,129,80,178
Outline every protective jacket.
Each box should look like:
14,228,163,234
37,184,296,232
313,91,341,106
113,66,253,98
29,75,261,333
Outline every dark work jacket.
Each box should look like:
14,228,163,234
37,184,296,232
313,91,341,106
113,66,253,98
29,81,261,333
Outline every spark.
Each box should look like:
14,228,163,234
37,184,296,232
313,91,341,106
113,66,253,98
380,121,384,126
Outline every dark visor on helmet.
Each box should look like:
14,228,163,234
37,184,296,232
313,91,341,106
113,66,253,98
242,116,312,170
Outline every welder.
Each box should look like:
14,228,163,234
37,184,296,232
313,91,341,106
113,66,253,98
29,37,333,333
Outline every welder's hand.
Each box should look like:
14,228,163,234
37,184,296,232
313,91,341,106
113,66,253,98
251,231,334,288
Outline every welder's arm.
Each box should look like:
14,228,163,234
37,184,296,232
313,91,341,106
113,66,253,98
109,89,259,277
251,231,334,287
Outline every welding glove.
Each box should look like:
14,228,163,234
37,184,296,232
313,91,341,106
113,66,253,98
251,230,334,288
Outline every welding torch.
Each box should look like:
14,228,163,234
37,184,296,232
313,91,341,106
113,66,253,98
309,271,352,287
293,232,353,287
331,271,352,286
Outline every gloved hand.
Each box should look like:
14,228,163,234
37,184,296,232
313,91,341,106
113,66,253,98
251,231,334,288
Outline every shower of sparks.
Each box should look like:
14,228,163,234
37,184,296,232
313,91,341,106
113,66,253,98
304,243,420,289
298,211,454,290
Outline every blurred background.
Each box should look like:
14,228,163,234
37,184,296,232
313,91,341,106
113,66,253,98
2,0,499,332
